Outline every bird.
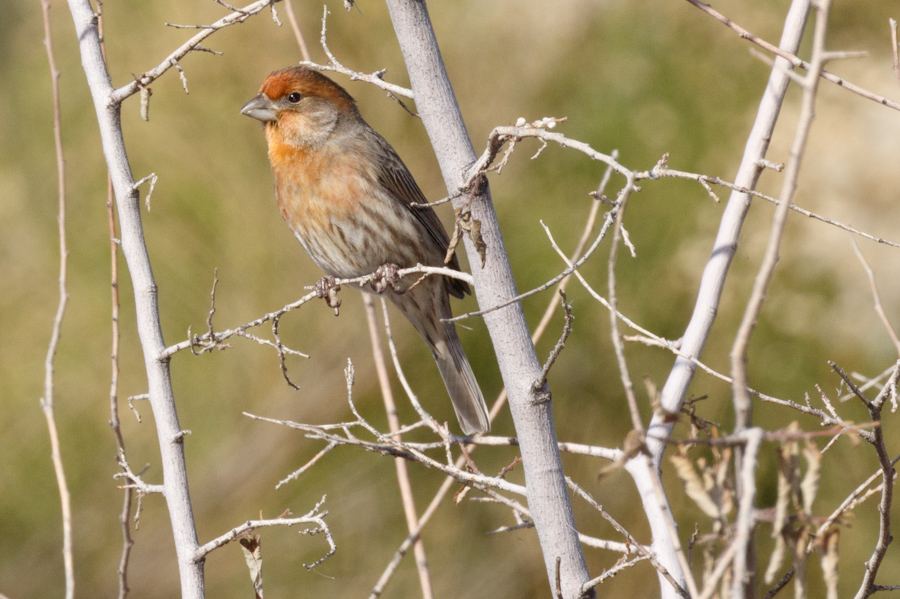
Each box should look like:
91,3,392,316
241,66,490,435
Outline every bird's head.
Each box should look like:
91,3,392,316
241,66,358,148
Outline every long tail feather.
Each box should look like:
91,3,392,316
432,326,490,435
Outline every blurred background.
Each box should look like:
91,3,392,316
3,0,900,596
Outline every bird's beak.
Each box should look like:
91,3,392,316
240,93,278,122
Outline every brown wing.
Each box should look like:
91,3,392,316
369,128,470,299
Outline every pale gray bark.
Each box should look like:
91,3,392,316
645,0,811,466
625,2,811,597
65,2,204,597
383,1,594,597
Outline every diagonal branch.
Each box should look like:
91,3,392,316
684,0,900,111
110,0,280,104
730,0,831,438
646,0,811,466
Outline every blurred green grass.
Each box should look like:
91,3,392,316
4,0,900,597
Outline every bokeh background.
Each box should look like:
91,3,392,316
3,0,900,596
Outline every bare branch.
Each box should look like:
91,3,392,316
891,18,900,88
39,2,74,596
732,428,765,596
606,172,644,433
764,567,795,599
282,0,311,61
645,0,811,467
299,7,416,114
568,479,689,598
532,291,574,395
244,413,527,495
730,0,831,437
684,0,900,111
364,295,434,599
161,263,472,358
852,241,900,357
581,554,652,592
110,0,279,104
194,496,334,570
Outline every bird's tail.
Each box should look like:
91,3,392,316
389,280,490,435
432,324,490,435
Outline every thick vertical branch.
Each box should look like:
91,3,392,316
96,7,136,595
383,1,593,597
646,0,811,465
64,1,203,597
39,2,74,597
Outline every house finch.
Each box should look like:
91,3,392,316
241,66,490,435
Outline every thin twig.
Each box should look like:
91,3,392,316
730,0,830,453
851,364,900,598
193,496,334,569
732,428,765,596
567,479,689,598
380,299,442,434
448,183,623,324
98,3,136,590
852,241,900,357
275,441,338,489
363,295,434,599
110,0,279,103
891,19,900,89
606,173,644,433
161,263,472,358
246,413,526,493
653,167,900,249
39,2,74,597
282,0,310,61
764,567,795,599
814,454,900,548
533,291,574,394
581,555,651,591
684,0,900,111
731,0,829,411
299,7,416,114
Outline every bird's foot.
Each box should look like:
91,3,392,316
314,276,342,316
372,263,405,295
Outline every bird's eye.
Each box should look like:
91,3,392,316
287,92,302,103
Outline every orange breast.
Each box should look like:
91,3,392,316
270,141,364,234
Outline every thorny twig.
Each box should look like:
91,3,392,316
684,0,900,111
606,172,644,433
449,121,900,325
567,479,689,598
111,0,280,104
532,291,574,399
193,496,335,571
299,7,416,115
831,363,900,599
161,263,472,359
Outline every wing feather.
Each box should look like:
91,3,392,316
368,129,470,299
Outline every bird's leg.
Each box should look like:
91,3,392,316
314,276,342,316
372,263,405,295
